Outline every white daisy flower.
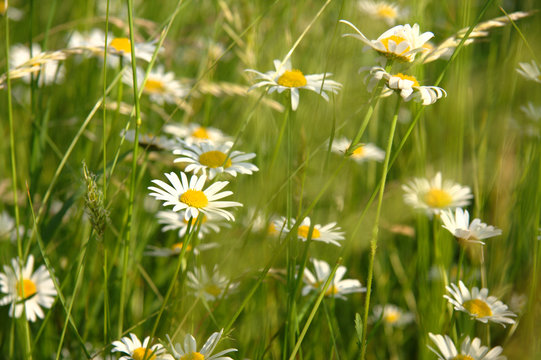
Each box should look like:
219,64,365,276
1,1,23,21
440,208,502,244
274,216,345,246
67,29,112,56
357,1,406,25
302,258,366,299
111,333,173,360
331,137,385,163
444,281,517,326
156,210,223,239
369,66,447,105
122,66,188,105
245,58,342,111
163,123,230,145
340,20,433,62
516,60,541,83
0,255,57,322
372,304,415,326
144,241,218,257
173,141,259,179
105,36,158,63
10,43,65,85
122,129,178,151
428,333,506,360
186,266,237,301
148,172,242,221
167,329,237,360
402,172,473,216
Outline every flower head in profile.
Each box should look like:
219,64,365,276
167,329,237,360
174,141,259,180
402,172,473,216
274,216,345,246
148,172,242,221
444,281,516,326
156,211,223,239
245,58,342,111
302,258,366,299
331,137,385,163
369,67,447,105
187,266,237,301
112,333,173,360
440,208,502,245
428,333,506,360
372,304,415,327
516,60,541,83
0,255,57,322
163,123,230,145
122,66,188,105
341,21,433,62
358,1,406,25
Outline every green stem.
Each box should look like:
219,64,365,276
359,97,400,360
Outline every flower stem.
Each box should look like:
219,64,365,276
359,97,400,360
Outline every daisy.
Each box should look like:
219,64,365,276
274,216,345,246
369,66,447,105
444,281,517,326
402,172,473,216
428,333,506,360
111,333,173,360
0,1,23,21
67,29,112,55
331,137,385,163
0,211,25,242
104,36,157,63
187,266,237,301
174,141,259,179
10,43,65,85
372,304,415,326
516,60,541,83
520,102,541,121
167,329,237,360
122,129,178,151
148,172,242,221
163,123,230,145
358,1,406,25
245,58,342,111
122,66,188,105
156,210,223,239
440,208,502,244
0,255,57,322
145,242,218,257
302,258,366,299
340,20,433,62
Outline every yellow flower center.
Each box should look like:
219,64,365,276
199,151,232,168
180,352,205,360
192,127,210,139
297,225,321,240
394,73,420,87
179,189,209,208
424,188,452,209
171,242,193,252
352,146,364,157
380,35,409,54
277,69,307,88
204,284,222,297
384,311,401,324
109,38,132,53
325,285,339,296
463,299,493,317
183,215,207,225
144,79,165,94
133,347,156,360
453,356,475,360
0,2,6,14
376,5,397,19
268,223,278,235
17,279,37,299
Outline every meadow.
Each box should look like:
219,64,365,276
1,0,541,359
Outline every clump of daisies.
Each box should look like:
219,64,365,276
245,58,342,111
0,255,57,322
